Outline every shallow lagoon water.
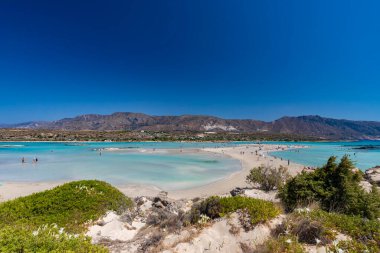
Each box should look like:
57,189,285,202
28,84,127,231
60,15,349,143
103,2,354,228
1,141,380,190
0,142,242,190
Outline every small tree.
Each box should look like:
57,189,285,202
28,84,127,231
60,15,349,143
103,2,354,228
246,165,290,191
279,155,380,219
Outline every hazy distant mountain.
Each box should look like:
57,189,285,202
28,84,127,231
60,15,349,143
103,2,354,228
4,121,51,129
3,113,380,140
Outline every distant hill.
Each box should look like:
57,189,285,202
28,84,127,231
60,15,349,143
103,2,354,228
3,113,380,140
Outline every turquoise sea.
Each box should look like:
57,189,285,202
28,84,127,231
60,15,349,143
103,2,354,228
0,141,379,190
267,140,380,170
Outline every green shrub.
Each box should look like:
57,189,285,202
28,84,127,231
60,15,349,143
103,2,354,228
0,180,133,252
0,224,107,253
187,196,222,224
146,208,185,233
329,240,379,253
0,180,133,233
273,211,335,245
279,156,380,219
295,209,380,252
246,165,289,191
257,235,305,253
189,196,280,226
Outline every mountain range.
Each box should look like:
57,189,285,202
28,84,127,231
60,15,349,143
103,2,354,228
3,113,380,140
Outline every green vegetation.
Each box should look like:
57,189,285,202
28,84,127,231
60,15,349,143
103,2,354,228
329,240,378,253
269,207,380,252
258,235,305,253
0,180,133,252
0,224,107,253
302,209,380,252
273,208,380,252
0,128,320,142
269,156,380,252
274,212,335,245
188,196,280,226
246,165,289,191
279,155,380,219
0,180,132,233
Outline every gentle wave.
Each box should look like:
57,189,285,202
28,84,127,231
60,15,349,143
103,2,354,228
92,147,140,151
0,144,25,148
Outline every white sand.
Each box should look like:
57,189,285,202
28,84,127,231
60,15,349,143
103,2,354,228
168,144,305,199
86,211,145,243
162,213,285,253
0,144,305,201
0,181,62,201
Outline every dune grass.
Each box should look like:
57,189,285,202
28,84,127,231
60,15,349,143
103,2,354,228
189,196,281,225
295,209,380,252
0,180,133,252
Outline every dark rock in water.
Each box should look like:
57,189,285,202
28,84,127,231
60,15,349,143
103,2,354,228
230,187,245,197
351,145,380,150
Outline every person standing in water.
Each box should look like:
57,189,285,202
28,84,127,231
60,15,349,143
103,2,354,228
21,157,25,163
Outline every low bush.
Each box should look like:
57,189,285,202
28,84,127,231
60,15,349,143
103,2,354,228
0,180,133,233
329,240,379,253
279,156,380,219
246,165,289,191
0,224,107,253
273,212,335,245
188,196,280,226
146,207,185,233
219,196,281,225
295,209,380,252
187,196,222,224
256,235,305,253
0,180,133,252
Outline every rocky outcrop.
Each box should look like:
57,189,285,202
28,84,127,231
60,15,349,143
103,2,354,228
365,166,380,186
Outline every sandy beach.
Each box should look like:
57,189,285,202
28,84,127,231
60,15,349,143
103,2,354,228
0,144,306,201
168,144,305,199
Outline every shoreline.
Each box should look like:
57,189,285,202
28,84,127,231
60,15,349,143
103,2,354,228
168,144,305,199
0,144,306,201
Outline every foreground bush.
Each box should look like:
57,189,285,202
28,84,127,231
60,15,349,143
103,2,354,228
274,213,335,245
0,224,107,253
0,180,133,252
295,209,380,252
246,165,289,191
257,235,305,253
189,196,280,226
279,156,380,219
0,180,133,233
329,240,379,253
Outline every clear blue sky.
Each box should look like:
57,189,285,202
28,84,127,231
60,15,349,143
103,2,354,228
1,0,380,123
